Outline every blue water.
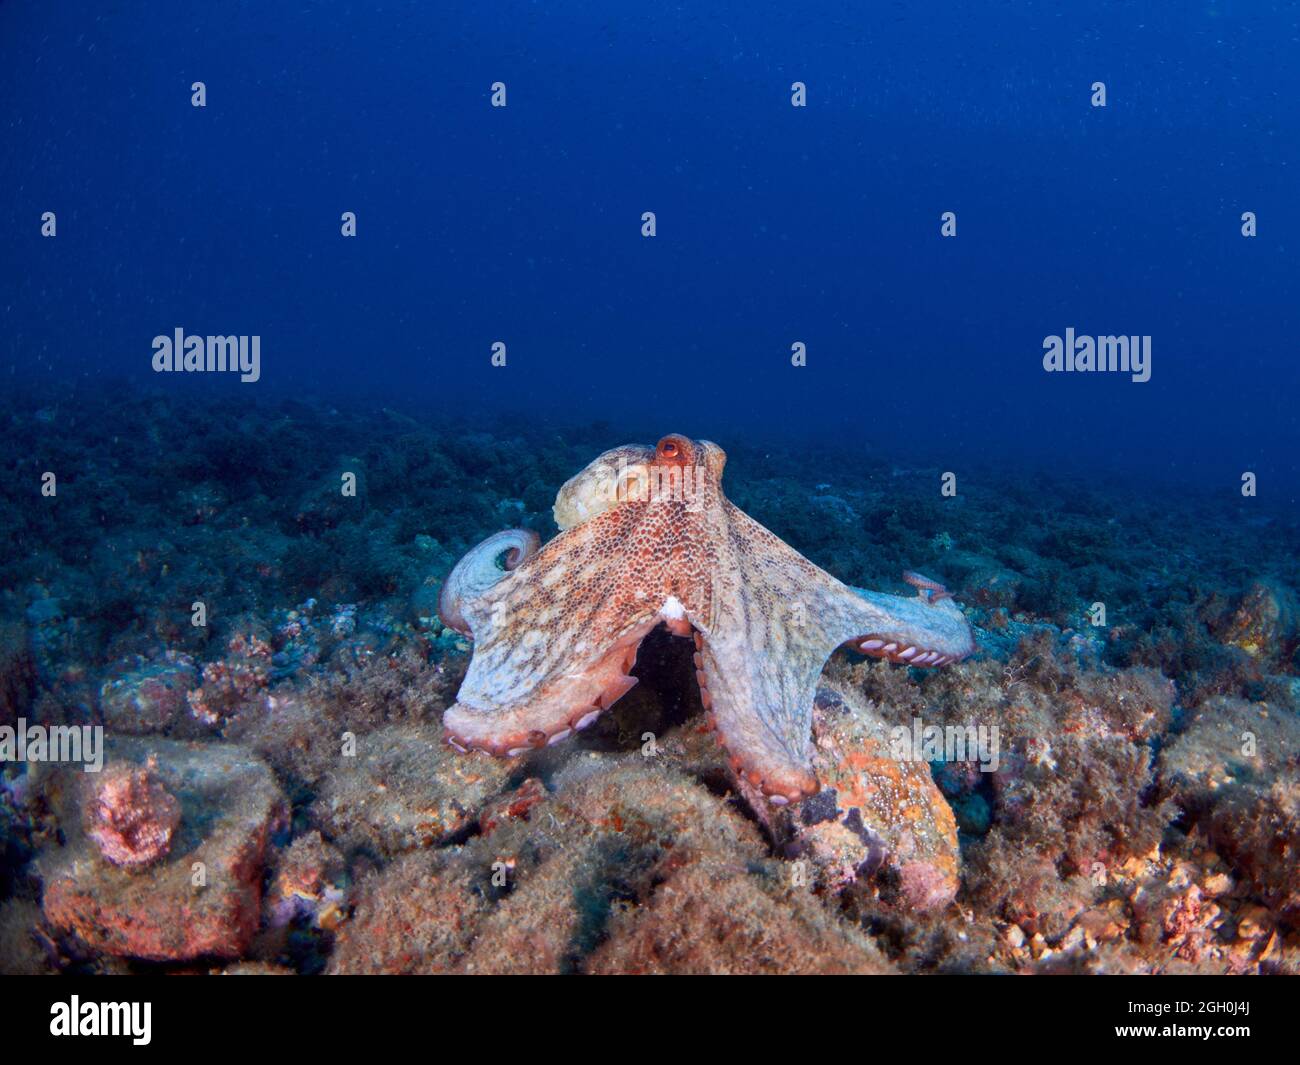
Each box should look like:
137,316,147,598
2,1,1298,493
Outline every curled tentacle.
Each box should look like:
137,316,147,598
438,529,540,636
902,570,953,603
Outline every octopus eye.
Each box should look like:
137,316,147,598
659,441,679,458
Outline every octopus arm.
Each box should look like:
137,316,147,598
840,585,975,667
442,510,660,756
694,505,974,804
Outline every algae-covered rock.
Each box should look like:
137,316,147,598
1214,580,1299,666
771,678,961,913
1159,696,1300,918
585,857,894,974
39,736,286,961
310,724,512,857
98,653,198,735
328,754,890,974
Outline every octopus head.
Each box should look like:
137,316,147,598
552,434,728,530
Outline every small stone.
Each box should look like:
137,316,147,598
1058,925,1086,952
1236,904,1270,940
1202,872,1234,897
1076,906,1126,944
1229,938,1257,963
264,831,347,932
1258,930,1279,962
1215,579,1298,664
477,778,547,836
1168,861,1198,891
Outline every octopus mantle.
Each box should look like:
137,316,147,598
438,434,975,805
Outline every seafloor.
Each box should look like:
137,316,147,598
1,387,1296,974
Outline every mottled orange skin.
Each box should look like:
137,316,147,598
442,435,975,804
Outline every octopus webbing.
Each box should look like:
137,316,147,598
438,434,975,805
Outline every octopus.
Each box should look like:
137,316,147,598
438,434,975,806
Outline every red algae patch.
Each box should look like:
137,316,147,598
84,760,181,868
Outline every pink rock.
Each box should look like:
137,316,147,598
40,737,286,961
98,654,197,735
84,762,180,868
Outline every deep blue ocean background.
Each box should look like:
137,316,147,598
2,1,1298,492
